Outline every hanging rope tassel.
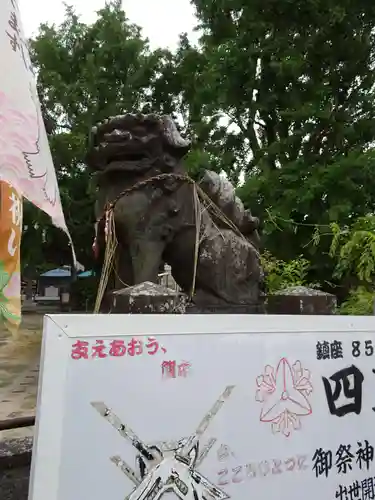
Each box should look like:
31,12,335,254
93,173,256,311
94,210,118,313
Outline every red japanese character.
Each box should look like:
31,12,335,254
178,361,191,377
109,340,126,357
161,360,176,378
127,338,143,356
91,340,107,358
146,337,166,355
71,340,89,360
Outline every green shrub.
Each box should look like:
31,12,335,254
339,287,375,316
261,251,317,294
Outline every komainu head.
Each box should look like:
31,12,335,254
86,113,190,174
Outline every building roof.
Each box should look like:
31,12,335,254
40,267,93,278
40,268,71,278
78,270,93,278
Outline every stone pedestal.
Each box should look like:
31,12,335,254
111,281,185,314
185,303,265,314
266,286,337,315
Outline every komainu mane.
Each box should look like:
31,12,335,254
87,112,264,310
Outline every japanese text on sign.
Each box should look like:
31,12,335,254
316,340,375,361
161,360,191,378
322,365,375,417
335,476,375,500
217,454,308,484
71,337,167,359
7,189,22,257
312,440,374,478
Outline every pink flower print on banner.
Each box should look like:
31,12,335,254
3,271,20,298
255,358,313,437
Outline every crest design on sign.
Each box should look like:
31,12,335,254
255,358,313,437
91,385,234,500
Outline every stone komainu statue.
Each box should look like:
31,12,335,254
87,113,264,310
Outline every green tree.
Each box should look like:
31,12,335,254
329,216,375,284
176,0,375,286
23,1,173,273
144,33,230,180
325,216,375,314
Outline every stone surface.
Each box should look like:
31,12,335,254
0,436,33,465
273,286,335,296
88,112,264,311
267,286,337,315
0,356,38,442
186,303,265,314
0,465,31,500
0,437,33,500
112,281,184,313
0,315,40,442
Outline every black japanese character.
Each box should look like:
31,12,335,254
6,31,19,52
8,12,20,34
336,485,348,500
356,440,374,471
347,480,360,500
317,341,330,360
331,340,344,359
361,478,375,500
312,447,332,478
322,365,364,417
6,34,31,73
335,444,354,474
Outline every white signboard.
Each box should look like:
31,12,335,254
29,314,375,500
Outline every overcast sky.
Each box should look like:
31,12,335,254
19,0,198,49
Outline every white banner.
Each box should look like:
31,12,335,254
0,0,69,233
29,314,375,500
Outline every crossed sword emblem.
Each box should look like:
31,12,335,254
91,385,235,500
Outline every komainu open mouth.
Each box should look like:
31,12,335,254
86,113,190,171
